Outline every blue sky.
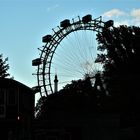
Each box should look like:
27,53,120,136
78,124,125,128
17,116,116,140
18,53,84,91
0,0,140,91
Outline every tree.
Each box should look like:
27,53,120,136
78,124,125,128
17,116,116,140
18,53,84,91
96,25,140,76
0,54,10,78
96,25,140,97
35,96,47,119
96,25,140,134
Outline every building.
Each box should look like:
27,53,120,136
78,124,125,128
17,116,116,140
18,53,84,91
0,78,35,140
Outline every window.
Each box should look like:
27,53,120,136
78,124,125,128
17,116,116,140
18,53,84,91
0,89,6,118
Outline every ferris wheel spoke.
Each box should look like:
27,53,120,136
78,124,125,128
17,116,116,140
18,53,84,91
51,61,85,76
33,15,109,96
53,43,88,75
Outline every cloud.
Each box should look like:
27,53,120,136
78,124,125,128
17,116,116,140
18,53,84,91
114,20,129,27
102,8,140,26
130,9,140,24
47,4,59,12
102,9,127,18
131,9,140,17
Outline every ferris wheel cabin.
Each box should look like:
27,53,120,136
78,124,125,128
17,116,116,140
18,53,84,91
60,19,71,28
42,35,52,43
82,14,92,23
32,58,42,66
104,20,114,28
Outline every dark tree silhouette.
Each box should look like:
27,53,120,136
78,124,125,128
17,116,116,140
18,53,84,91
35,77,94,118
96,25,140,76
96,25,140,98
96,25,140,137
0,54,10,78
61,76,93,94
35,96,47,118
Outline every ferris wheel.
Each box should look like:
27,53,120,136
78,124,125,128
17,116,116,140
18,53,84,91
32,14,114,97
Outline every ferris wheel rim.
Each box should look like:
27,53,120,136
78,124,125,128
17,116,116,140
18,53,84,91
37,15,106,96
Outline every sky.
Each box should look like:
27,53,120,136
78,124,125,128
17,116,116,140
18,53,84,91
0,0,140,100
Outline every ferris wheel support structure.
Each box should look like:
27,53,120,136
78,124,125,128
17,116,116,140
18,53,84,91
32,14,114,97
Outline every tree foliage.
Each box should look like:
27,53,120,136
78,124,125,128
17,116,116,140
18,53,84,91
0,54,10,78
96,25,140,114
96,25,140,76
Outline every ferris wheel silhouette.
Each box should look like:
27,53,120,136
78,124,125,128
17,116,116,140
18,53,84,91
32,14,114,97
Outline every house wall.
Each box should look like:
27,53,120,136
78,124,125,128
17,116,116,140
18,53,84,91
0,79,35,140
